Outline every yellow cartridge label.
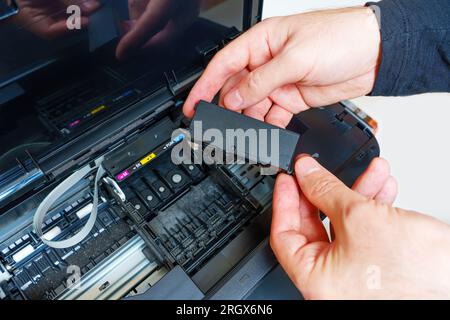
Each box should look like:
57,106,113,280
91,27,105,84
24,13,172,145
90,105,106,115
140,153,156,165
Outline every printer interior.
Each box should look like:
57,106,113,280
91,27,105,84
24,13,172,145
0,0,293,300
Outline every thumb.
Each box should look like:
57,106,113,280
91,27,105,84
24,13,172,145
223,52,303,111
270,173,329,293
294,156,366,226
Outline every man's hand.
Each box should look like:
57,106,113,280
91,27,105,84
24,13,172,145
116,0,200,60
271,156,450,299
12,0,99,39
184,7,381,128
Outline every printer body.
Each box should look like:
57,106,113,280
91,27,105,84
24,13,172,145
0,0,378,300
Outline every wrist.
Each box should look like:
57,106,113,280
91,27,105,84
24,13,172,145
363,6,382,73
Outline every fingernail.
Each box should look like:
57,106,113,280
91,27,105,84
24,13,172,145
296,156,321,177
224,89,243,110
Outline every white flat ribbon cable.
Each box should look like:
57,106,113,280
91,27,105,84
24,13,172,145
33,158,105,249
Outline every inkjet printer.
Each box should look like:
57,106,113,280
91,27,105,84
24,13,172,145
0,0,379,300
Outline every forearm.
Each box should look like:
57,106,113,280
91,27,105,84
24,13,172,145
367,0,450,96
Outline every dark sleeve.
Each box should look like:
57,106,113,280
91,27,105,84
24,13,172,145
366,0,450,96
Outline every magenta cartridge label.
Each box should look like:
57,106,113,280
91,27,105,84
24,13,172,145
116,170,130,181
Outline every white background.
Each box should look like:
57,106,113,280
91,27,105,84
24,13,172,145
263,0,450,223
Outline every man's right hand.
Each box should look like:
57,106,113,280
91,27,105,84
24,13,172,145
184,6,381,128
271,156,450,299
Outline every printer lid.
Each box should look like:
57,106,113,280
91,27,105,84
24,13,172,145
0,0,262,89
0,0,263,210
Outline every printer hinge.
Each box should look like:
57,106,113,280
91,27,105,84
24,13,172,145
196,41,220,66
164,69,203,97
221,27,241,46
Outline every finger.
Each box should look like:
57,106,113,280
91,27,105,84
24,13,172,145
46,20,74,38
219,69,249,107
32,16,89,39
116,0,173,60
183,24,273,117
243,98,272,121
352,157,391,199
140,19,179,50
271,174,304,236
120,20,136,33
272,174,328,243
128,0,149,20
78,0,100,14
223,52,307,111
375,176,398,205
264,104,293,128
60,0,100,14
140,0,199,51
295,156,366,224
269,84,310,114
298,196,329,243
271,174,328,260
271,175,329,289
218,70,266,118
